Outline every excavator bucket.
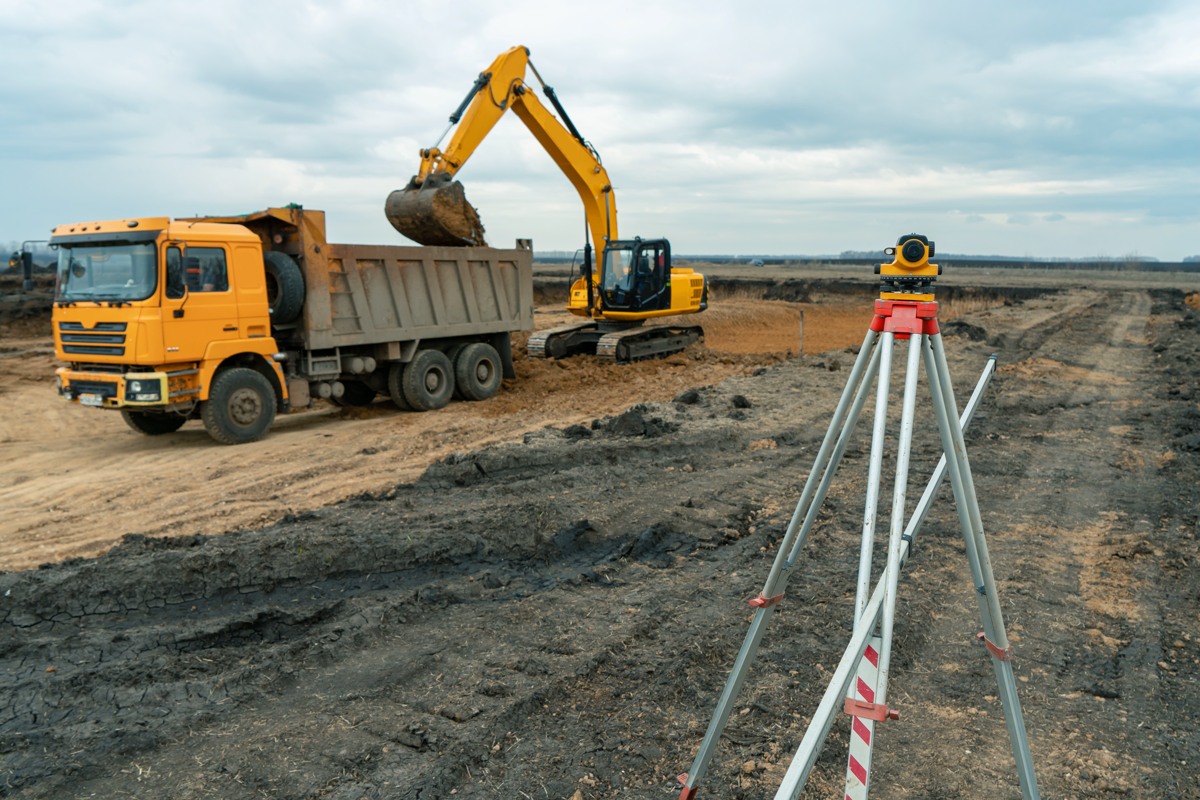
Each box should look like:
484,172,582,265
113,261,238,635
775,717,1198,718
385,177,488,247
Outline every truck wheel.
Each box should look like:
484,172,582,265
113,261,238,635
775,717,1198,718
332,380,377,407
264,251,305,324
386,362,412,410
454,342,502,401
201,367,276,444
121,410,187,435
402,349,454,411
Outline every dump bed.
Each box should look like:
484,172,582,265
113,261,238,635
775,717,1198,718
301,242,534,351
190,206,535,351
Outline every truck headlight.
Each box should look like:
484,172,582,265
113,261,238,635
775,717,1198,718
126,379,162,402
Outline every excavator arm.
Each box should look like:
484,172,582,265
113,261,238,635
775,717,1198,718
386,45,618,257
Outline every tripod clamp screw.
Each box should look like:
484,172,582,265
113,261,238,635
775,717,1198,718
748,592,784,608
976,631,1013,661
845,697,900,722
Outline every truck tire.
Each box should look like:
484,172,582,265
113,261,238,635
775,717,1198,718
454,342,502,401
121,410,187,435
402,349,454,411
331,379,377,407
445,343,467,398
201,367,277,444
386,362,412,410
264,251,305,324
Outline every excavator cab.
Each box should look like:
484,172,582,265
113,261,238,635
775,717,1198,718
600,238,672,314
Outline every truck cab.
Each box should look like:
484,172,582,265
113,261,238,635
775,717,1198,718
52,217,286,442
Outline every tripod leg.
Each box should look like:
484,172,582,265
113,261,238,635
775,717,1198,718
772,355,1001,800
876,333,924,699
764,330,883,593
923,334,1041,799
843,632,885,798
677,329,881,799
844,333,923,798
853,331,894,621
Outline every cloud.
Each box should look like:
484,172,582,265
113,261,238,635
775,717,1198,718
2,0,1198,259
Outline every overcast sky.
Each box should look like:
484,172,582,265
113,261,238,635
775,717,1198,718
3,0,1198,260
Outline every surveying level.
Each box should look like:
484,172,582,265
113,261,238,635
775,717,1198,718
676,238,1039,800
876,233,940,301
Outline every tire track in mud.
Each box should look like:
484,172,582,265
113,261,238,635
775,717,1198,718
0,392,815,797
3,287,1197,798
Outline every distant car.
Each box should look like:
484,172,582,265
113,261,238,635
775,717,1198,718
750,258,765,267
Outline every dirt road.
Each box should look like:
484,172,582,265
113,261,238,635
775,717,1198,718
0,295,821,571
1,274,1198,799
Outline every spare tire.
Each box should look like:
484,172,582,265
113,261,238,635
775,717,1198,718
263,251,305,324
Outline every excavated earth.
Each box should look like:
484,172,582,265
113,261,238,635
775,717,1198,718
1,265,1198,799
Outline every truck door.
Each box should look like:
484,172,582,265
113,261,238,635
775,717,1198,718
162,244,241,362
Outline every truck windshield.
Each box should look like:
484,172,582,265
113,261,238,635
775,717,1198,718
56,243,158,302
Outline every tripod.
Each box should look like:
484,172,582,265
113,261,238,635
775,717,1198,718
676,247,1040,799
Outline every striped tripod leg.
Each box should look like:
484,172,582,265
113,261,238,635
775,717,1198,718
843,635,883,799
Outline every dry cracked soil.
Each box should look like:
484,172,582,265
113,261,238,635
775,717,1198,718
1,265,1198,799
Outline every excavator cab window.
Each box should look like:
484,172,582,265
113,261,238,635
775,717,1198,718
602,248,634,297
600,239,671,313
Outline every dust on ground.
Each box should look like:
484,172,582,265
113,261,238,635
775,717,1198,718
1,267,1198,799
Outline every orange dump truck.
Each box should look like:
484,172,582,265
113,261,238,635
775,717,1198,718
51,206,534,444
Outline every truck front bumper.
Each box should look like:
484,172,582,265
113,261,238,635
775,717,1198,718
57,368,169,409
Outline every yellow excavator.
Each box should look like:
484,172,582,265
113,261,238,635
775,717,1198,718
385,45,707,362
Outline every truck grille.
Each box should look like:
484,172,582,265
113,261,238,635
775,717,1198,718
69,379,119,399
58,321,128,357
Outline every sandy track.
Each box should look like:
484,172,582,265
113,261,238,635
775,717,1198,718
0,301,808,571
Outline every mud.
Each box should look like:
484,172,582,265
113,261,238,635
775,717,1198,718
384,179,488,247
1,269,1198,799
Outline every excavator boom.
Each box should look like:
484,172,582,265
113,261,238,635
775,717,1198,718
386,46,616,253
387,46,706,361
